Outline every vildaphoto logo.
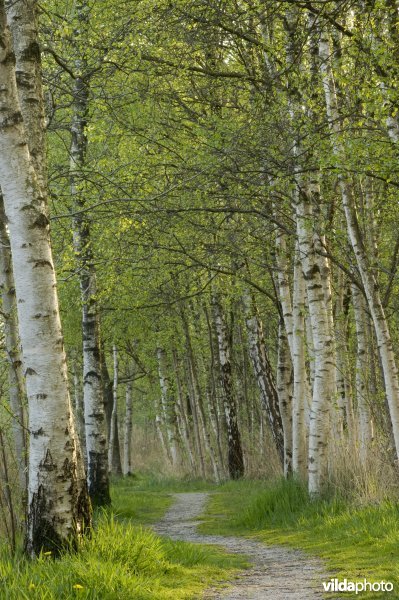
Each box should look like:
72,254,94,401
322,578,394,594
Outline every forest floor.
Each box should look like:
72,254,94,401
153,491,326,599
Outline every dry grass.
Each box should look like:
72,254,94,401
327,437,399,504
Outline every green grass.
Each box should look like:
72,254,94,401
199,477,399,599
113,472,220,493
3,473,396,599
109,472,220,525
110,476,173,524
0,476,247,599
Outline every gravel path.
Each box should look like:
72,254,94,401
153,492,328,599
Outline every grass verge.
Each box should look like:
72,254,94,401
0,476,247,599
198,478,399,599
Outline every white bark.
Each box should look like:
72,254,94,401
292,244,309,477
275,228,294,357
277,321,293,476
0,197,27,492
157,346,179,468
0,6,91,554
72,357,86,469
334,271,354,439
319,28,399,462
184,355,206,477
212,292,244,479
5,0,47,192
154,401,169,462
172,349,196,472
352,285,374,462
296,193,336,495
69,0,109,504
108,344,122,474
123,364,134,476
275,226,309,478
243,290,285,466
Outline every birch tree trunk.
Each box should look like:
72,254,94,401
72,357,87,469
203,303,226,474
296,190,336,495
243,291,285,467
275,226,309,478
291,245,310,477
334,271,354,439
184,356,206,477
155,400,169,462
275,227,294,356
212,292,244,479
276,320,293,476
5,0,47,192
352,285,374,462
102,356,122,473
0,197,27,493
157,346,179,468
172,349,196,472
318,27,399,462
0,5,91,554
108,345,122,475
123,364,134,476
180,304,220,479
69,0,110,505
313,209,342,437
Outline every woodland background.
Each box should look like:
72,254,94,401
1,0,399,575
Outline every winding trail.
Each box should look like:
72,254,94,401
153,492,328,599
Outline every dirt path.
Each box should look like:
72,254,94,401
153,492,328,599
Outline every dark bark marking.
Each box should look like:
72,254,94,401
32,259,53,269
21,41,41,62
41,449,56,471
28,213,49,229
25,367,37,376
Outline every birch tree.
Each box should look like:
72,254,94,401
156,346,179,468
317,24,399,463
123,365,134,477
243,290,285,468
0,3,91,555
0,197,27,493
212,292,244,479
108,344,122,474
69,0,110,505
295,188,336,495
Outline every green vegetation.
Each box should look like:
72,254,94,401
110,473,221,524
110,476,173,524
0,478,247,600
200,478,399,599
